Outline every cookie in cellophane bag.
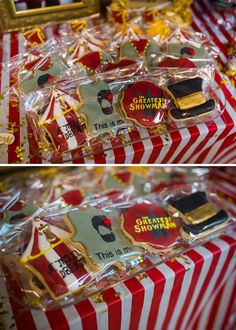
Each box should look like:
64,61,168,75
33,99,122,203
120,199,181,254
161,182,232,243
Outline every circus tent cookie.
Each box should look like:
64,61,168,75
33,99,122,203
78,51,113,75
65,207,139,271
38,89,87,152
120,81,169,127
121,202,180,253
19,56,65,94
76,81,126,137
20,218,91,299
120,38,160,64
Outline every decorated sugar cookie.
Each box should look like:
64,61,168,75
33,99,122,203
65,207,139,270
76,81,126,137
78,51,113,75
105,59,137,72
19,56,65,94
120,81,169,127
166,43,209,67
121,202,180,253
21,218,91,299
120,38,160,64
165,77,216,122
38,89,87,153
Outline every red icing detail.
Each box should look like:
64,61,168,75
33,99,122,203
121,80,167,127
188,48,195,56
111,10,127,24
103,218,112,226
114,171,132,185
10,201,24,211
107,92,113,101
79,51,102,72
158,58,197,68
122,203,180,251
131,39,149,56
62,189,84,206
105,59,136,72
47,75,56,83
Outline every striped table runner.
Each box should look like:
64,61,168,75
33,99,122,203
0,0,235,164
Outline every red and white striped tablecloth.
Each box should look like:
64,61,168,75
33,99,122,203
1,169,236,330
0,0,235,164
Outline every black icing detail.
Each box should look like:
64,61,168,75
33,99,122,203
97,90,113,115
182,209,229,234
91,215,116,242
167,77,203,98
37,73,50,87
170,99,215,120
170,191,209,213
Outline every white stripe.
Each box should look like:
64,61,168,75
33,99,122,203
188,239,229,329
153,263,175,329
138,275,155,330
214,74,236,118
0,267,16,329
88,297,109,330
217,150,236,165
168,128,191,163
154,134,172,163
18,32,29,164
103,141,115,164
181,245,213,329
179,123,208,163
124,134,136,164
0,34,11,164
213,141,236,164
168,255,195,329
62,305,83,330
136,128,153,164
31,309,52,330
118,284,133,330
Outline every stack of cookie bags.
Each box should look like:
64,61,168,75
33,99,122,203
2,6,224,162
0,167,235,310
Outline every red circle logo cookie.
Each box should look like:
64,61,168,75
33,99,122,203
120,81,168,127
121,203,180,252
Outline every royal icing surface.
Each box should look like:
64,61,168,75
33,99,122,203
122,202,180,251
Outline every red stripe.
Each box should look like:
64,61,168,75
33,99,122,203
110,138,126,163
53,243,92,285
176,249,205,329
124,277,145,330
74,299,98,330
146,268,166,330
147,135,163,163
91,141,106,164
45,309,70,330
102,288,122,330
213,133,236,163
172,126,200,163
1,264,36,330
8,33,20,164
162,130,182,163
27,116,42,164
71,148,85,164
187,242,221,324
129,130,145,163
161,260,186,329
194,237,236,329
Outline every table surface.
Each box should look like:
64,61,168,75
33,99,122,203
0,0,235,164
